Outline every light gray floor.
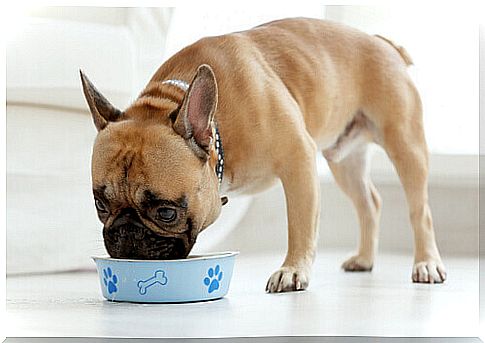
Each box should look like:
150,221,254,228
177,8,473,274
6,250,479,338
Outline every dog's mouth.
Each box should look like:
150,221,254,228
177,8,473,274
103,224,190,260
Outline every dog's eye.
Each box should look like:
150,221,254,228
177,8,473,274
157,207,177,223
95,199,108,213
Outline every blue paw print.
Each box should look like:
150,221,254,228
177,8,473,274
203,265,223,293
103,267,118,294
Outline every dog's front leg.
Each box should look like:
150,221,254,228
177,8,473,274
266,135,320,293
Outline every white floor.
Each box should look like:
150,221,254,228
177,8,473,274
6,250,479,338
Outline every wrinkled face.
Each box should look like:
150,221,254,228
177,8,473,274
92,123,222,259
81,64,222,260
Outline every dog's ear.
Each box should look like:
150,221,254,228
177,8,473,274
173,64,218,160
80,70,122,131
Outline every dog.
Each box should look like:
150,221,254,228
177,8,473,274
81,17,447,293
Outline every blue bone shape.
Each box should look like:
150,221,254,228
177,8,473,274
137,270,168,295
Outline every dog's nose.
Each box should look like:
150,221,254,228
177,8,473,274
111,208,144,228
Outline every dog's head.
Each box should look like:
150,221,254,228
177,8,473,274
81,65,223,260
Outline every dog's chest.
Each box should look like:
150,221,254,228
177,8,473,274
219,171,277,196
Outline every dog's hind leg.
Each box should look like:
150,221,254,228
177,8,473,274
366,80,446,283
327,143,382,271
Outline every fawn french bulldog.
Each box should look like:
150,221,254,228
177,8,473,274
81,18,446,293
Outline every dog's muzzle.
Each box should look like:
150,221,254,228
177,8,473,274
103,208,189,260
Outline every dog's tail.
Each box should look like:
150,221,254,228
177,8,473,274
374,34,414,66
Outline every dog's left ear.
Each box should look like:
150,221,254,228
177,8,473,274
79,70,122,131
173,64,218,160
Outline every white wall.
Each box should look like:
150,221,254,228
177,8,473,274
325,5,479,155
163,5,325,59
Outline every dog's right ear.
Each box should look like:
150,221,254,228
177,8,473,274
173,64,218,160
79,70,122,131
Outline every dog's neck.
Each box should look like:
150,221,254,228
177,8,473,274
160,79,225,186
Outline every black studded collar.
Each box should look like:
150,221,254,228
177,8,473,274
214,125,224,185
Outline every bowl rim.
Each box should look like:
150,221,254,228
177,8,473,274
92,251,239,263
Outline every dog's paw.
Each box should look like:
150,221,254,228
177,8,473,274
265,266,309,293
412,260,447,284
341,255,373,272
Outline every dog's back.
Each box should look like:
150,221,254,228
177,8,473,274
150,18,413,149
